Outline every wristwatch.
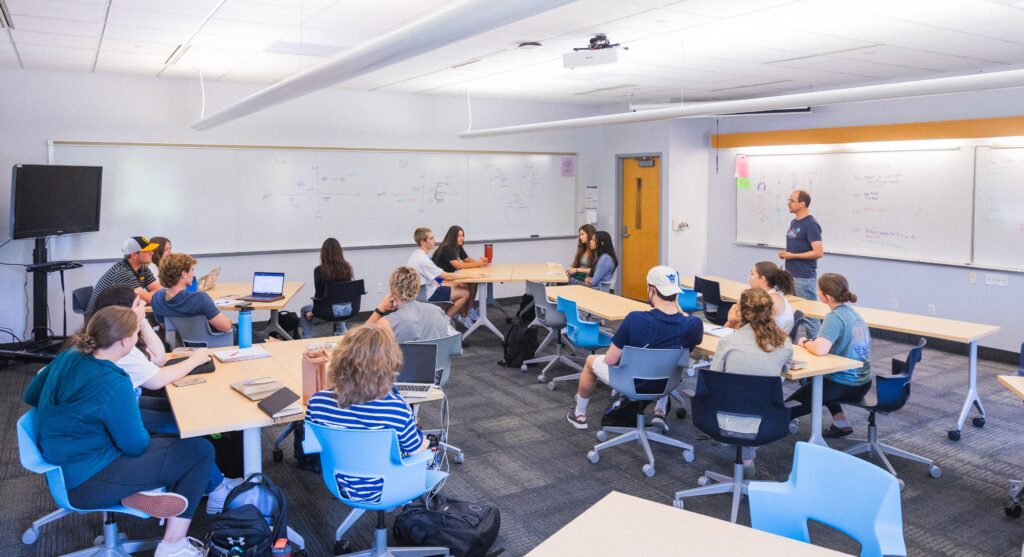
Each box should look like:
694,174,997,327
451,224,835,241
373,308,388,317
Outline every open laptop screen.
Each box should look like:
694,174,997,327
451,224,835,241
397,344,437,384
252,272,285,296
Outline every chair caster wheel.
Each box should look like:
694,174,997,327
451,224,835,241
334,539,353,554
596,430,608,442
1006,503,1022,518
947,430,961,441
587,450,599,464
788,419,799,435
455,453,465,464
697,475,709,487
929,465,942,479
272,448,284,463
682,449,695,463
521,364,528,372
673,499,684,509
21,528,38,545
972,416,986,428
547,381,556,391
675,408,687,419
898,479,905,491
642,464,655,477
537,374,544,382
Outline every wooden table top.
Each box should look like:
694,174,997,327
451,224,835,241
167,336,442,438
695,333,861,380
790,299,1000,344
204,281,306,311
526,491,845,556
997,375,1024,400
680,275,802,303
454,263,567,284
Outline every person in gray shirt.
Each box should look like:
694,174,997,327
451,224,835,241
366,266,452,342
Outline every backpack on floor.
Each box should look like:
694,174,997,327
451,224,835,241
206,473,288,557
393,494,501,557
498,310,538,368
274,310,301,340
600,395,652,428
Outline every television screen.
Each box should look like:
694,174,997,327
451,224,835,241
10,165,102,239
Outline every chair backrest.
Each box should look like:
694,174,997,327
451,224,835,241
749,442,907,557
789,309,806,342
312,279,365,322
693,276,732,325
690,369,790,447
556,296,602,347
606,347,688,402
875,337,928,412
525,281,565,327
407,332,462,387
71,286,93,315
304,422,443,511
167,315,233,348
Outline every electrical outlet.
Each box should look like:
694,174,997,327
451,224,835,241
890,297,899,310
984,273,1009,287
968,271,977,284
927,304,936,316
376,282,384,293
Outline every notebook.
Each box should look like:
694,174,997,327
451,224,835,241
231,377,284,401
165,356,216,375
239,272,285,302
394,343,438,399
702,322,735,338
257,387,302,419
197,266,221,292
214,345,271,363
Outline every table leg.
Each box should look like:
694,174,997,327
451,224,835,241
807,375,829,447
949,341,985,441
242,427,305,550
462,283,504,342
259,309,293,340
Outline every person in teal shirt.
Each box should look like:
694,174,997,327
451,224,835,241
787,273,872,439
23,306,214,557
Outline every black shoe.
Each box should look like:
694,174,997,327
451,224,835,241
823,424,853,439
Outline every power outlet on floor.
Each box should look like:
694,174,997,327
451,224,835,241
984,273,1009,287
376,282,384,293
891,297,899,310
968,271,977,284
928,304,936,316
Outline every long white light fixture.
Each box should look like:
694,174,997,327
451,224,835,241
458,69,1024,138
192,0,575,130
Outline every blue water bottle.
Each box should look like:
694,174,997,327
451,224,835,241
238,305,253,349
186,276,198,292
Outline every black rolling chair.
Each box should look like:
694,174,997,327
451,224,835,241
844,337,941,489
788,309,806,343
693,276,734,326
673,369,792,523
311,279,365,335
72,286,93,315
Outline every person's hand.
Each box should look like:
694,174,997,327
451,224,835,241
187,348,210,365
778,250,791,260
584,277,592,286
131,296,147,325
378,294,396,312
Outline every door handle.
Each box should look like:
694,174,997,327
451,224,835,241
621,225,630,238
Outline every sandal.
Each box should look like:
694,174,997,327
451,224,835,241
566,410,588,430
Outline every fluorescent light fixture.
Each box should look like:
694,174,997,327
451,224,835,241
192,0,576,130
165,44,190,65
628,102,811,115
0,0,14,29
459,69,1024,138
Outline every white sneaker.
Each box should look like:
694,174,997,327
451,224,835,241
464,313,477,328
467,308,479,322
155,537,207,557
205,477,244,515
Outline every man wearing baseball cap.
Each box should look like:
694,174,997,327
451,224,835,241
85,236,160,314
567,265,704,430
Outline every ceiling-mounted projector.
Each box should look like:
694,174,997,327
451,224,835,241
564,33,627,69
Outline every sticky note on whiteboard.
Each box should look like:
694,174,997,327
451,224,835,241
736,177,751,189
561,157,575,177
735,154,750,178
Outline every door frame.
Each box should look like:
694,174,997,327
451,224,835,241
615,152,667,296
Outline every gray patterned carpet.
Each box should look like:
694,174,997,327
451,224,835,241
2,303,1023,556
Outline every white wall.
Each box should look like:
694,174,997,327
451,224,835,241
0,69,604,338
703,89,1024,351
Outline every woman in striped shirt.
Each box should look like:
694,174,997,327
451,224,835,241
306,324,429,500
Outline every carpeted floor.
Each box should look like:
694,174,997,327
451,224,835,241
2,303,1023,556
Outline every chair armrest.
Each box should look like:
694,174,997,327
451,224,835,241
403,449,436,468
784,400,801,409
302,428,323,454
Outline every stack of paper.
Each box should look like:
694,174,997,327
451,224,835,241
702,322,735,338
214,345,271,363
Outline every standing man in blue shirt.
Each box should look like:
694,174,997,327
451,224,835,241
779,189,823,337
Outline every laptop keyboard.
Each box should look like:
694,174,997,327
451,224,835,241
395,383,432,393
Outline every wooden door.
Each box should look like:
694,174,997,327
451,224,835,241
620,157,661,300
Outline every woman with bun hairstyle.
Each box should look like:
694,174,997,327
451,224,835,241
787,273,872,439
567,224,597,282
726,261,795,332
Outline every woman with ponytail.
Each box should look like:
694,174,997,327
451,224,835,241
726,261,795,332
787,272,872,439
23,306,214,557
709,288,793,477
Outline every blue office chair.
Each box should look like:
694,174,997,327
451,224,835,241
844,337,940,489
748,441,907,557
693,276,734,326
303,422,450,557
586,347,694,477
408,333,465,464
522,281,584,382
789,309,806,343
167,315,233,348
547,296,612,390
18,410,162,556
673,369,791,522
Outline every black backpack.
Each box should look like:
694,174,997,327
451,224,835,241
274,310,301,340
498,295,538,368
206,473,288,557
600,395,652,427
393,494,501,557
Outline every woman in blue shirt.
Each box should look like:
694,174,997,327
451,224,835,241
24,306,214,557
786,273,872,439
569,230,618,290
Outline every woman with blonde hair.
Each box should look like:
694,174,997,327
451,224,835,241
709,288,793,477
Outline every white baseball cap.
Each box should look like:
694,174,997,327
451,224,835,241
646,265,683,296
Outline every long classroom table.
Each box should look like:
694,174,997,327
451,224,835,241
681,274,1002,440
545,285,862,447
453,262,567,341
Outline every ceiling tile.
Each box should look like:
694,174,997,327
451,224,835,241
15,43,95,59
608,7,717,33
101,37,178,57
810,0,1024,31
10,29,100,50
110,0,224,18
663,0,799,19
772,55,939,79
673,20,872,56
8,15,104,37
893,32,1024,65
0,56,22,69
107,6,209,32
6,0,108,23
830,45,1007,73
19,53,94,71
732,1,939,44
189,33,278,52
102,24,191,45
202,18,292,40
276,28,373,49
214,0,313,26
971,21,1024,43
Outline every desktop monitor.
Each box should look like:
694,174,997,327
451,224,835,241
10,164,102,239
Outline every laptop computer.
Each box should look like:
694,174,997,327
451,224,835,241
240,272,286,302
197,266,221,292
394,343,438,399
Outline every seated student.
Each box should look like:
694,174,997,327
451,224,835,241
86,236,161,314
406,227,479,324
725,261,795,332
567,266,704,430
23,306,214,557
300,237,355,338
367,266,452,343
710,288,793,478
150,253,269,344
432,226,490,326
788,273,872,438
306,324,431,500
151,236,172,268
566,224,597,282
568,230,617,289
86,285,241,513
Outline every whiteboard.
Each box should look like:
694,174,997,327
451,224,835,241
974,147,1024,271
50,143,577,260
736,149,976,266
